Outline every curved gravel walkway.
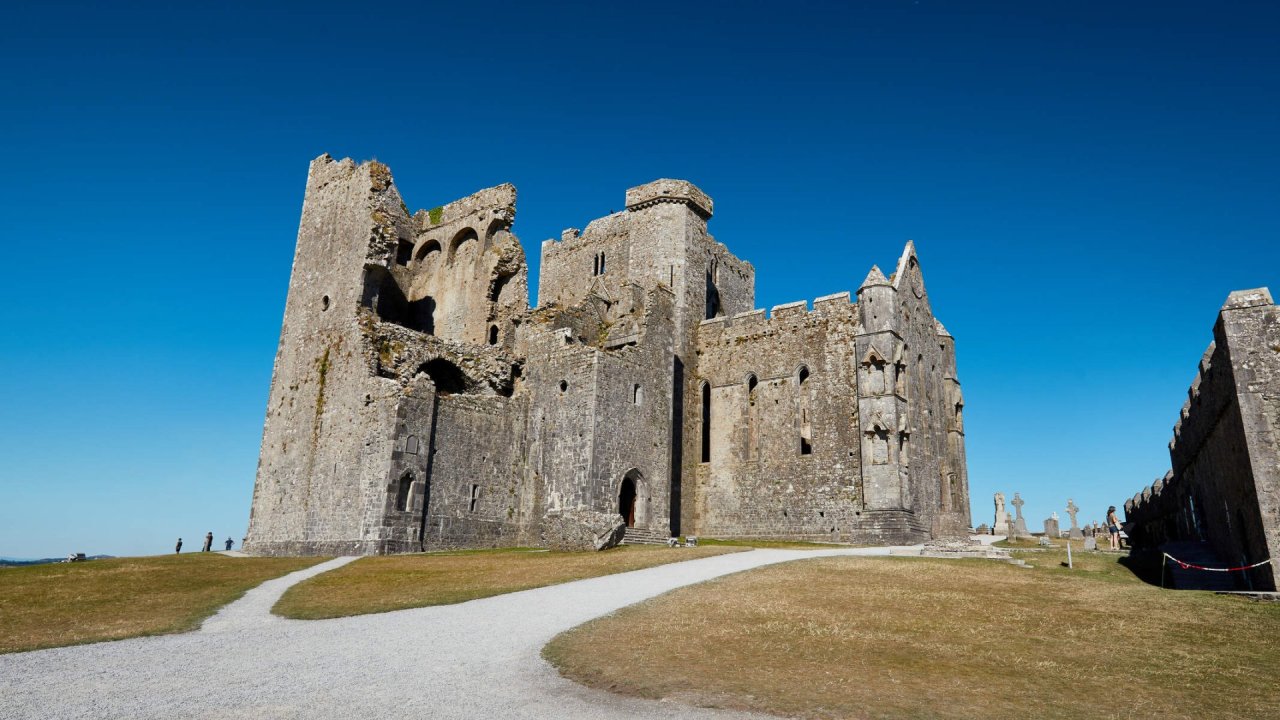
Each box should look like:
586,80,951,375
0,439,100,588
1,545,913,719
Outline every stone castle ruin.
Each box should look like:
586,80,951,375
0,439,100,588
1125,289,1279,591
244,155,970,555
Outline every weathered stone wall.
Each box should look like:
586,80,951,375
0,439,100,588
247,160,969,555
686,244,967,545
692,297,863,540
247,156,408,556
1125,289,1279,590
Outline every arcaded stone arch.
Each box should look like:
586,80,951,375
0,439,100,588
448,227,479,262
484,217,508,244
414,238,442,267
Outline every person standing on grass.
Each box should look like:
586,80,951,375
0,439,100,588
1107,506,1121,550
175,537,183,554
202,532,213,552
225,537,233,551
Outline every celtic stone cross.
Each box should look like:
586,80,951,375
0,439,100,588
1066,498,1080,529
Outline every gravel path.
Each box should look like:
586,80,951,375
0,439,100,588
1,545,912,719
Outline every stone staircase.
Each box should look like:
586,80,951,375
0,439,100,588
620,527,671,546
1159,541,1239,591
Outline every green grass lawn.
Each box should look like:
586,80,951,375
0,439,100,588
545,549,1280,720
274,544,743,619
0,554,325,654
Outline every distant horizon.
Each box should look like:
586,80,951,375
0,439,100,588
2,1,1277,558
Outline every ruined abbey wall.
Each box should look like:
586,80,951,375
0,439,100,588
245,156,970,555
1125,289,1279,590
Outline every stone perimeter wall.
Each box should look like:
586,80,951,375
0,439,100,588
1125,288,1280,591
245,155,970,554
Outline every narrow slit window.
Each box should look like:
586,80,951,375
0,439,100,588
700,382,711,463
469,484,480,512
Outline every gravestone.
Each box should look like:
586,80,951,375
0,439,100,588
1038,536,1051,546
1083,536,1097,551
1043,515,1060,538
993,493,1010,536
1011,492,1030,539
1067,498,1083,539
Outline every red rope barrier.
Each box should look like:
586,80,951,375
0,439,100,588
1163,553,1272,572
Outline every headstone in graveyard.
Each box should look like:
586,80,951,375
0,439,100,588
1011,492,1030,539
1067,498,1083,539
993,493,1010,536
1044,516,1060,538
1083,536,1097,551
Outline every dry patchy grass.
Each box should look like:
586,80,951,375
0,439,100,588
698,538,857,550
545,554,1280,720
0,554,324,654
274,545,743,619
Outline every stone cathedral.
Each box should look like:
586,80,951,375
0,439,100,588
244,155,970,555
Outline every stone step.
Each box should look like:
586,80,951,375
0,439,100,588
620,527,671,546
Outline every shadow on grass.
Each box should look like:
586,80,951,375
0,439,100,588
1118,549,1166,586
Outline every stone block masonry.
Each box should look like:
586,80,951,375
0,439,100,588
244,155,970,555
1125,289,1280,591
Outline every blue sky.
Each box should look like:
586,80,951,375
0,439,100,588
1,1,1277,558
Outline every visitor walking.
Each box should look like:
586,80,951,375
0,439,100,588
1106,506,1121,550
175,537,183,554
202,532,213,552
225,537,233,551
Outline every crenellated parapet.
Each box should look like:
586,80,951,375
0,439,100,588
1123,288,1279,590
695,293,860,346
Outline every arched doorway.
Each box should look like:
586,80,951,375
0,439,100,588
618,472,640,528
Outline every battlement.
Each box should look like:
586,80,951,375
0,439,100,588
697,292,859,343
625,178,713,219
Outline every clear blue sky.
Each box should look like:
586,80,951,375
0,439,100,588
1,1,1277,558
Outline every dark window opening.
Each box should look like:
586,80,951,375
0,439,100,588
469,484,480,513
488,325,499,346
395,472,414,512
747,374,758,403
633,383,642,405
395,239,414,266
559,380,568,393
798,366,809,385
705,270,722,319
362,266,434,335
321,295,330,312
418,358,469,395
593,254,599,276
599,252,606,274
801,438,813,455
700,382,711,463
